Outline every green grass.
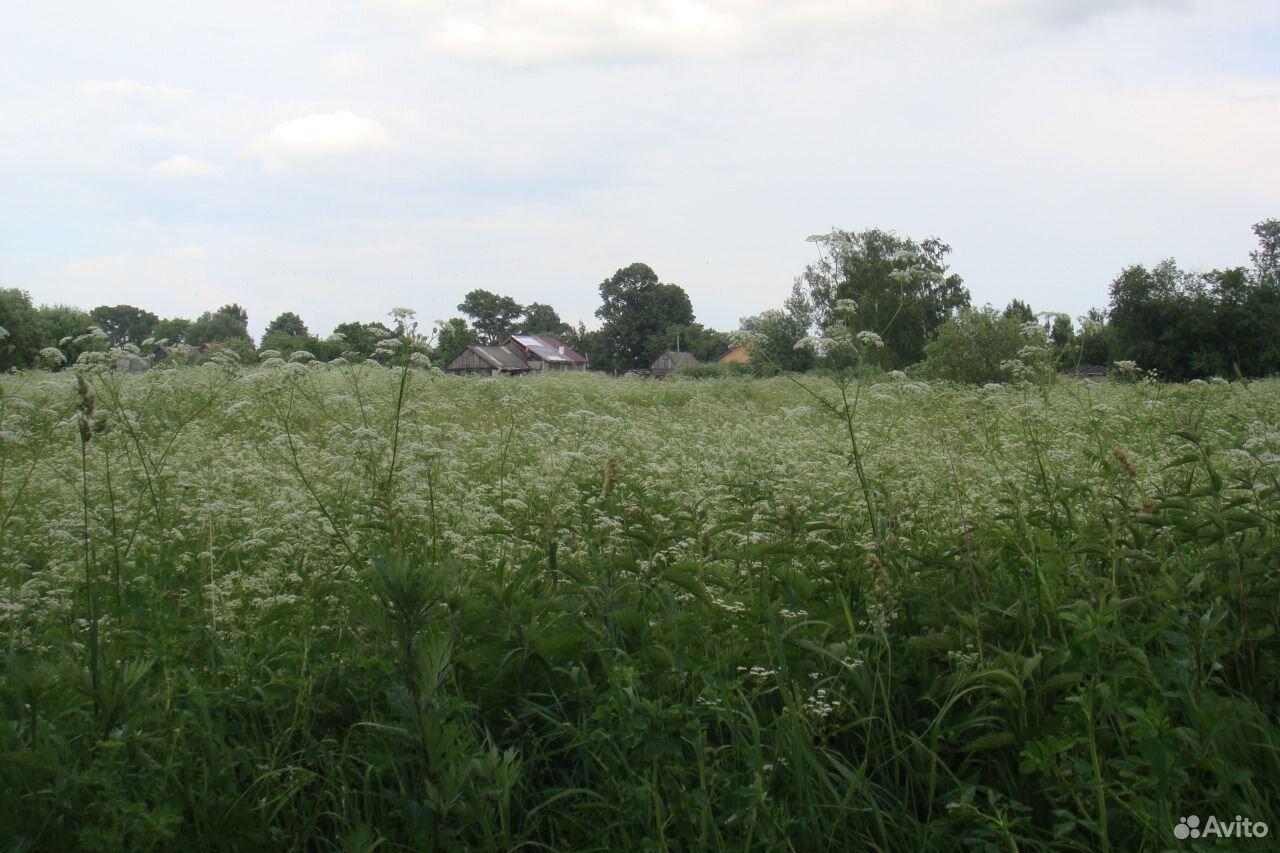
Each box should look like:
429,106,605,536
2,360,1278,851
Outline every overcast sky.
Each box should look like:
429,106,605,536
2,0,1277,339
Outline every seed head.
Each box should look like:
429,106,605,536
1111,447,1137,479
601,456,619,499
76,374,95,417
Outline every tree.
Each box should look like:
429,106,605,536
434,317,478,365
799,228,970,368
1208,265,1279,376
262,312,309,343
737,289,814,371
1250,218,1280,287
563,321,608,368
1107,260,1198,379
0,288,39,370
595,263,695,369
330,321,394,359
458,290,523,344
188,304,252,346
643,322,730,364
35,304,100,365
1045,313,1076,368
518,302,571,337
91,304,158,347
151,317,191,345
1003,299,1035,322
259,312,316,356
923,307,1027,384
1075,308,1113,367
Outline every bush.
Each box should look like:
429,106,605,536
922,307,1025,384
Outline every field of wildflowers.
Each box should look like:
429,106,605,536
2,355,1278,851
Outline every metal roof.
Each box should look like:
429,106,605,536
506,335,588,364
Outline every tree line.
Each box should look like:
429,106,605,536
1,219,1276,381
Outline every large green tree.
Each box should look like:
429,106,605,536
563,322,607,367
188,304,252,346
330,321,394,359
1099,220,1280,379
923,306,1029,384
151,316,191,345
1251,218,1280,287
799,228,970,368
91,304,158,347
739,290,815,374
643,322,730,364
595,263,695,369
260,312,316,356
434,317,478,365
35,304,99,365
1107,260,1202,379
0,288,39,370
459,290,523,344
517,302,571,338
262,312,309,342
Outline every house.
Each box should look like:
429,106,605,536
112,354,150,373
718,345,751,365
502,335,590,371
443,344,533,376
154,342,212,361
650,350,698,378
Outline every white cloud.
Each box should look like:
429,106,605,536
80,79,190,98
325,52,372,76
167,245,208,259
251,111,393,170
153,155,225,177
384,0,1186,64
428,1,745,63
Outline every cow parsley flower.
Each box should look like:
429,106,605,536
856,331,885,350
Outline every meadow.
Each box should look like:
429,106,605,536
1,353,1278,852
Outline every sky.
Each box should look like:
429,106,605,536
2,0,1278,341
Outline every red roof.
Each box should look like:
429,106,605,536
506,335,589,365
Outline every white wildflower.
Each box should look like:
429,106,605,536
856,331,885,350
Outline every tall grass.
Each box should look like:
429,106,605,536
1,359,1277,851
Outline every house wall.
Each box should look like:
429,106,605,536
444,349,488,371
719,347,750,364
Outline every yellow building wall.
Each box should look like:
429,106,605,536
718,346,751,364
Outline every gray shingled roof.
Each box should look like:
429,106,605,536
654,351,698,369
469,345,530,371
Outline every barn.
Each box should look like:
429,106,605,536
443,344,533,376
650,350,697,378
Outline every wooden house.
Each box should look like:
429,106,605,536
502,335,589,371
443,344,533,376
718,345,751,365
650,350,697,378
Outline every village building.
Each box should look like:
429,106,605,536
650,350,697,378
443,335,589,376
718,345,751,365
443,343,533,376
503,335,590,371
